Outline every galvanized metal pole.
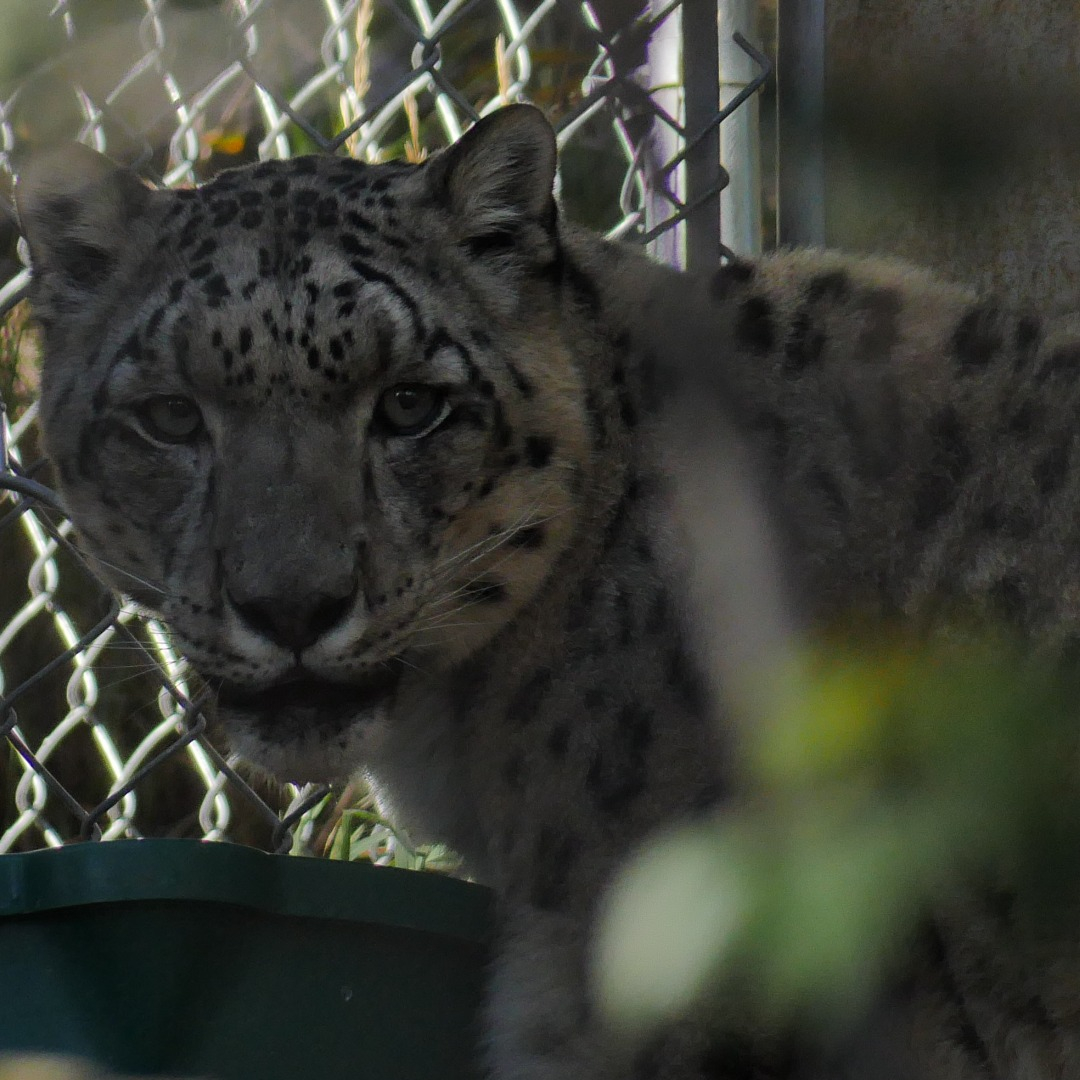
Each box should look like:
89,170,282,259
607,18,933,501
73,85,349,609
681,0,723,270
646,2,685,269
719,0,763,256
777,0,826,246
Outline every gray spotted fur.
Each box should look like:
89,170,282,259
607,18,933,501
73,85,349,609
16,106,1080,1079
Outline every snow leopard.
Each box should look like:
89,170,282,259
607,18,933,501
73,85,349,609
16,104,1080,1079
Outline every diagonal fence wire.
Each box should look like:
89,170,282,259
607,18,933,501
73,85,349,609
0,0,768,855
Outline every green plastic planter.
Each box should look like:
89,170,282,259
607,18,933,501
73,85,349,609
0,839,493,1079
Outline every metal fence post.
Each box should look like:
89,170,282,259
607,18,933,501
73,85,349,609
777,0,826,246
719,0,763,256
681,1,723,270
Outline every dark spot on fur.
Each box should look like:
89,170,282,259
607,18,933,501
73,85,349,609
689,782,727,814
810,467,846,515
806,269,850,303
1007,400,1041,438
506,361,534,398
855,287,902,358
507,669,553,726
503,753,526,791
784,307,825,373
978,503,1034,540
210,199,239,227
645,590,668,635
697,1032,802,1080
586,704,653,815
614,590,634,647
119,332,142,361
923,923,996,1072
345,211,376,233
1014,315,1042,367
583,688,605,712
462,578,506,604
561,257,601,315
666,645,710,717
1037,343,1080,383
736,295,775,354
749,411,790,461
783,271,854,373
1035,439,1071,495
341,234,374,258
546,723,570,758
524,435,554,468
530,826,575,911
492,403,513,450
953,303,1004,370
709,259,755,301
913,406,971,530
509,525,546,549
203,273,231,307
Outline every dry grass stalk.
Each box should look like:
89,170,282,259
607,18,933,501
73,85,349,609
345,0,375,157
403,89,426,163
495,33,512,104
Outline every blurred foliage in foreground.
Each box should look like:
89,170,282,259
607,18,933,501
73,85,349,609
596,628,1080,1038
0,1057,183,1080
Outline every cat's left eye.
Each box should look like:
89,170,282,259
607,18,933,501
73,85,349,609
135,395,204,444
376,384,450,437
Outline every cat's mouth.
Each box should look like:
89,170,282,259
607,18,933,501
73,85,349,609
218,671,401,717
215,668,403,782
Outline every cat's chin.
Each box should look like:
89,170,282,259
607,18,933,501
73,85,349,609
215,672,400,783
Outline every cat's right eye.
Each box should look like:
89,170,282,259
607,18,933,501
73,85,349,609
134,395,204,444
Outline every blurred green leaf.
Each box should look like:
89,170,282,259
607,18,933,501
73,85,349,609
597,631,1080,1037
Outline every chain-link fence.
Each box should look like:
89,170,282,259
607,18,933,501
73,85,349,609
0,0,769,856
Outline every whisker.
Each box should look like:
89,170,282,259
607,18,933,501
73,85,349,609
95,669,182,694
428,505,567,599
76,552,175,600
432,537,536,610
428,498,562,580
410,622,484,637
411,593,499,633
83,662,176,672
387,653,432,677
82,640,176,651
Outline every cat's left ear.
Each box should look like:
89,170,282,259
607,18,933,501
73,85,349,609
420,104,558,257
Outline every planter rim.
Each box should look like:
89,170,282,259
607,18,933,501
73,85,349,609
0,838,492,943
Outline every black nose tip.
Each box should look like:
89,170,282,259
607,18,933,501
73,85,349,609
230,589,355,652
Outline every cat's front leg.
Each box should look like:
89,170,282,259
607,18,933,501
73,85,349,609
482,903,633,1080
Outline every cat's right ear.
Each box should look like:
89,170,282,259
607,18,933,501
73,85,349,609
15,143,154,292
